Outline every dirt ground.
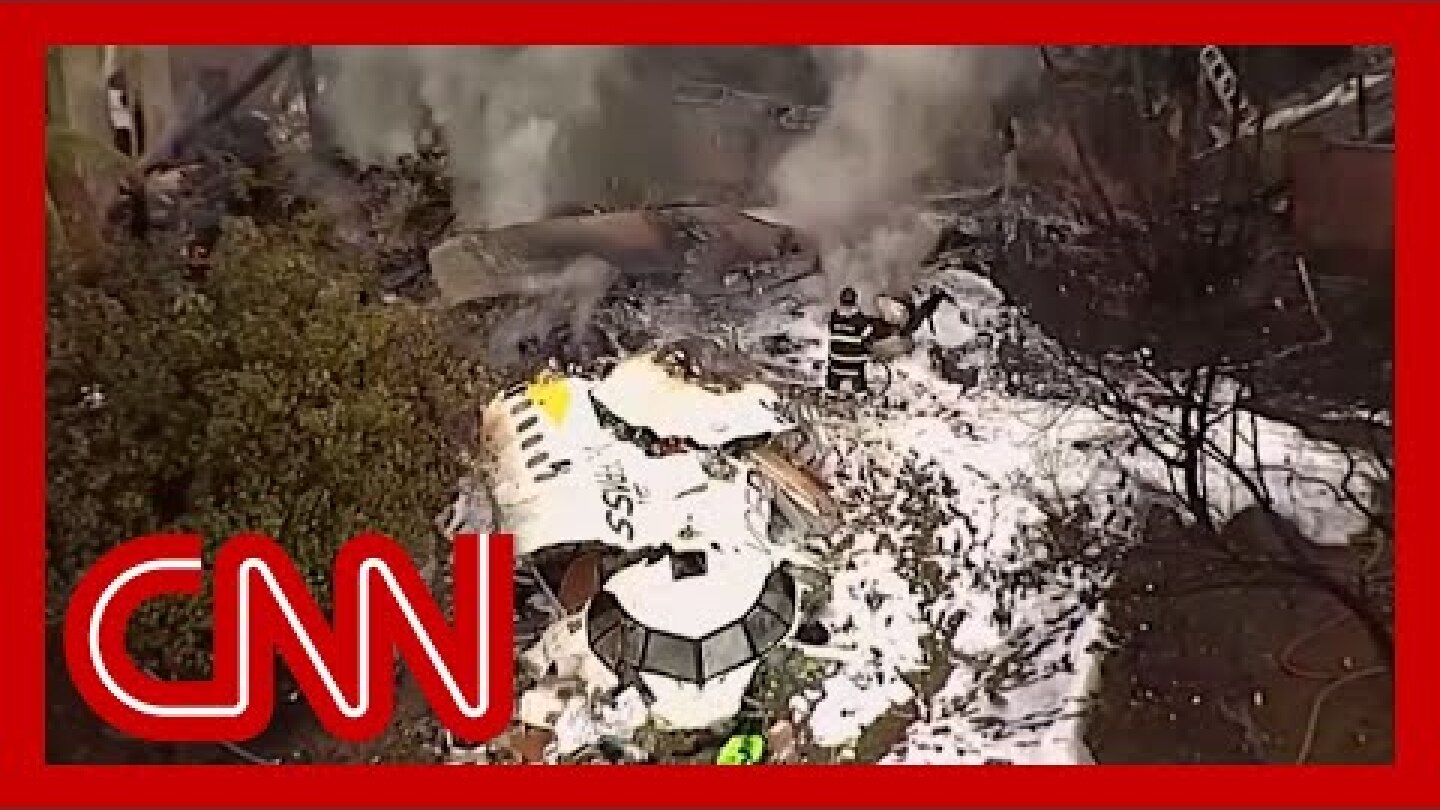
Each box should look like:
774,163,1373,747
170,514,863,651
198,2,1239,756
1085,514,1392,763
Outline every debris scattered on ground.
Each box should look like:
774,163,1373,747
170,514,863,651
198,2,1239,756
453,245,1385,764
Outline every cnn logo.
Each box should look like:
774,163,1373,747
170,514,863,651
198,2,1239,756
63,532,513,742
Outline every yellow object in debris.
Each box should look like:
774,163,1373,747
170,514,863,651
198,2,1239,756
716,733,765,764
526,375,572,426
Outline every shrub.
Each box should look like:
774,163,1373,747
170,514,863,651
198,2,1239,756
47,212,483,679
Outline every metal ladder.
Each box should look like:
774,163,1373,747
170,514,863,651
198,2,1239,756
1198,45,1260,141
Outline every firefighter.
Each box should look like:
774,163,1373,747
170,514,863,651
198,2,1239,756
995,308,1026,395
826,287,876,394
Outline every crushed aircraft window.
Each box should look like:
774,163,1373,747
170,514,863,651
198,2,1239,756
759,572,796,619
590,624,625,670
588,598,623,641
743,603,789,650
616,618,646,669
587,591,626,669
701,623,752,678
643,631,700,683
584,565,799,685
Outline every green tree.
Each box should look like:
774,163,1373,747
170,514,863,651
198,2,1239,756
47,212,486,679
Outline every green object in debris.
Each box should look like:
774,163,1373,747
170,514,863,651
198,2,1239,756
716,733,766,764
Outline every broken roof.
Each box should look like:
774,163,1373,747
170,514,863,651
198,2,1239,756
473,203,813,271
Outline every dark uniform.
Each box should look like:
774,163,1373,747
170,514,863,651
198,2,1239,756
995,309,1027,395
827,290,876,393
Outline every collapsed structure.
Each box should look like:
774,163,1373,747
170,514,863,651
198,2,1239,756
53,45,1390,764
428,203,820,308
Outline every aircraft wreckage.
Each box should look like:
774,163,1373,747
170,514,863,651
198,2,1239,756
478,338,841,734
428,203,822,307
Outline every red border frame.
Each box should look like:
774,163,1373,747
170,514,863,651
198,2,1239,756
3,3,1430,806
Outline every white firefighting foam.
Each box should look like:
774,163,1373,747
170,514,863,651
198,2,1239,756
464,262,1383,764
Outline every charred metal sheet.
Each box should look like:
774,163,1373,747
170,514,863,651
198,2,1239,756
430,204,819,306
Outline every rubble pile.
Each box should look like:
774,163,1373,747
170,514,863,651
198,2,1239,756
443,251,1108,764
457,343,852,763
442,229,1385,765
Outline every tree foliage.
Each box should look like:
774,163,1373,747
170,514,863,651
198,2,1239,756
47,212,484,679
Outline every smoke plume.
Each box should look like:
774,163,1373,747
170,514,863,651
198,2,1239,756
479,256,620,368
769,46,1037,300
319,46,623,228
318,46,1036,359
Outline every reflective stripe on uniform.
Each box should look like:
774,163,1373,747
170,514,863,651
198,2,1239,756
830,311,874,377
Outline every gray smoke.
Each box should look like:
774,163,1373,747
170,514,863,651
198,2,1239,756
319,46,623,228
769,46,1037,301
319,46,1036,360
317,47,429,162
318,45,640,367
817,213,943,297
480,256,620,367
428,235,619,309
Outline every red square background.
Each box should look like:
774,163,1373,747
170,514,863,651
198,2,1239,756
1,3,1429,805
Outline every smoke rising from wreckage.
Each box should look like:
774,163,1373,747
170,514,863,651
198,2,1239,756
54,44,1392,764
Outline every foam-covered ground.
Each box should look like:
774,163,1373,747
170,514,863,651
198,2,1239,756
481,263,1384,764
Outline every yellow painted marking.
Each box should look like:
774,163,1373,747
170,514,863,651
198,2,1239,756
526,376,571,425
